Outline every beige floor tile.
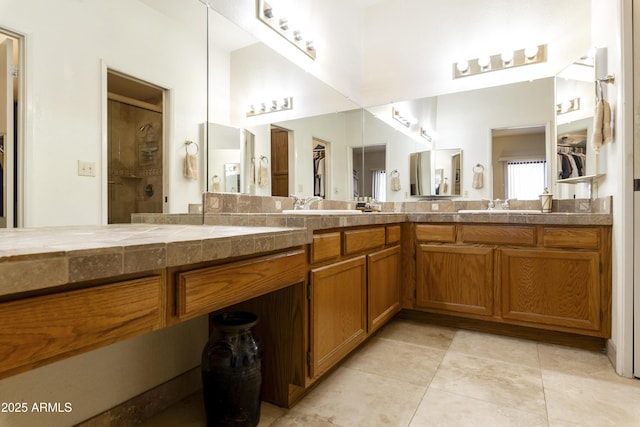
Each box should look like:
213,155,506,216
543,370,640,427
410,388,548,427
448,329,540,368
292,366,427,427
342,336,446,386
140,393,205,427
537,343,620,382
429,351,547,415
271,409,347,426
259,402,287,426
375,319,456,350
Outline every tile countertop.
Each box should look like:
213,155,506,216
0,211,612,298
0,224,308,297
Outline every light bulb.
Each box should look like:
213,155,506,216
478,56,491,69
501,50,514,65
524,45,539,59
456,60,469,73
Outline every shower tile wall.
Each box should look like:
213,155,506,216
108,100,163,223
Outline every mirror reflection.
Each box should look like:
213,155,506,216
409,149,462,197
555,50,601,182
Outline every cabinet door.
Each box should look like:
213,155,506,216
501,248,602,334
310,256,367,378
416,244,493,316
368,246,401,334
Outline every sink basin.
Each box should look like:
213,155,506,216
282,209,363,215
458,209,543,214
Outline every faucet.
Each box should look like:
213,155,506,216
488,198,511,210
290,195,322,210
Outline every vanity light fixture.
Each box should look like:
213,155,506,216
419,127,433,142
247,97,294,117
453,44,547,79
257,0,316,60
392,107,412,128
556,97,580,115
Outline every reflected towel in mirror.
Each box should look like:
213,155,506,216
390,170,401,191
184,153,198,180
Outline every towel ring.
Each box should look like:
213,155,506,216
473,164,484,173
185,141,199,155
212,175,221,183
260,155,269,164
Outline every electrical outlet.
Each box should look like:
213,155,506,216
78,160,96,177
432,203,439,211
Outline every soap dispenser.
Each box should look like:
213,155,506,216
540,188,553,213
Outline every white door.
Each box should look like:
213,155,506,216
0,38,14,228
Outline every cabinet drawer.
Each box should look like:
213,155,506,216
415,224,456,243
177,249,305,320
386,225,401,244
0,276,163,379
543,227,600,249
311,232,341,263
460,224,535,246
343,227,386,255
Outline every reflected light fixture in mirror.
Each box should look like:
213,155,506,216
257,0,317,60
556,97,581,114
392,107,413,128
453,44,547,79
419,127,433,143
247,97,293,117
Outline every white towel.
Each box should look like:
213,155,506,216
472,171,483,189
390,172,401,191
183,153,198,180
258,159,269,186
592,98,612,153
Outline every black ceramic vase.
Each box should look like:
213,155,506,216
201,312,262,427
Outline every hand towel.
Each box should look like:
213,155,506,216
592,98,612,153
390,171,401,191
258,158,269,186
472,171,484,189
184,153,198,180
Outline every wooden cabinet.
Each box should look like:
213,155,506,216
416,244,493,316
309,256,367,378
368,246,401,333
0,276,163,379
413,223,611,338
307,225,401,381
501,248,601,333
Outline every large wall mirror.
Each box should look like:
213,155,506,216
555,48,607,184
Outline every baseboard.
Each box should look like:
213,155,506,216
76,367,201,426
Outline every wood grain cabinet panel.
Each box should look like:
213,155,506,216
460,224,535,246
368,246,401,334
310,256,367,379
343,227,386,255
311,232,341,263
415,224,456,243
543,227,600,249
0,276,163,379
416,244,493,316
386,225,402,244
177,249,305,320
501,248,602,333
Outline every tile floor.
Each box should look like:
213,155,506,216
142,319,640,426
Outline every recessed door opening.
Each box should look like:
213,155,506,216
107,70,165,223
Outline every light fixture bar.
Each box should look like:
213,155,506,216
257,0,316,60
247,97,294,117
392,107,412,128
556,97,581,115
453,44,547,79
419,127,432,142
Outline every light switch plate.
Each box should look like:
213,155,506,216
78,160,96,177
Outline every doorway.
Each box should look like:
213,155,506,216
353,144,387,201
0,30,21,228
270,126,289,196
107,70,164,223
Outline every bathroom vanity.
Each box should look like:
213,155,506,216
0,207,612,417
